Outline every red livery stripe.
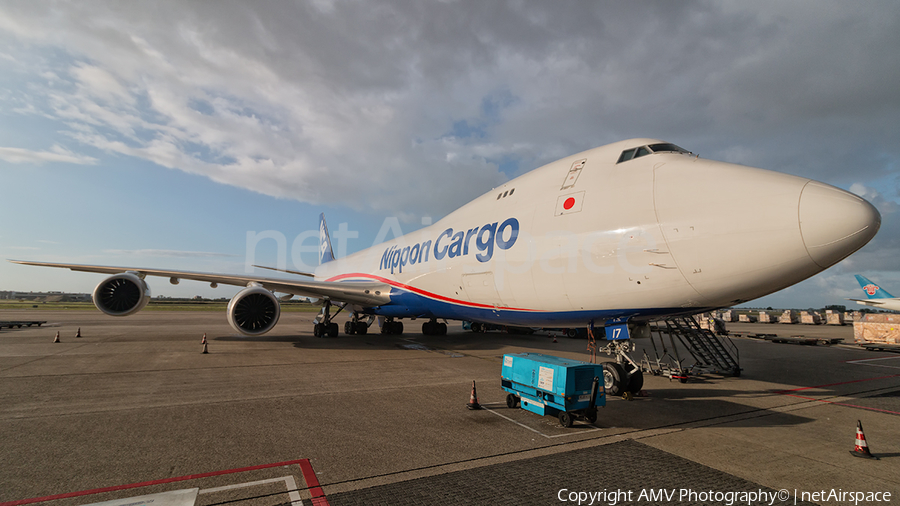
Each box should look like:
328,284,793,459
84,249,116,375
324,272,539,312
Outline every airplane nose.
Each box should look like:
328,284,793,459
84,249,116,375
799,181,881,268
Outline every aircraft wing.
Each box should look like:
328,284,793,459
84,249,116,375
7,260,392,307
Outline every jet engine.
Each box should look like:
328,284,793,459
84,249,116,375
227,285,281,335
92,272,151,316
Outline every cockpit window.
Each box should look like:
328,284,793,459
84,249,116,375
648,143,688,154
616,148,636,163
617,143,691,163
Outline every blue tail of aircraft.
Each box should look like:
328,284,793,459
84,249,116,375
855,275,894,299
319,213,335,265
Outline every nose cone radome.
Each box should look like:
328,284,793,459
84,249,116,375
799,182,881,268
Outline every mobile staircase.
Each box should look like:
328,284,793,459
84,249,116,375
643,316,741,381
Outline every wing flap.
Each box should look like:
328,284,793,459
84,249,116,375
8,260,392,307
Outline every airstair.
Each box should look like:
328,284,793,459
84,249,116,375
642,316,741,381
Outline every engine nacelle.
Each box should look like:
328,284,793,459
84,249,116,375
227,285,281,335
92,272,151,316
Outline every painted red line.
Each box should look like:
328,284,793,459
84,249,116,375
325,272,539,312
298,459,329,506
777,393,900,416
771,373,900,394
0,459,308,506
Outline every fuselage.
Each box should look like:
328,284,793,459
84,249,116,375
315,139,880,327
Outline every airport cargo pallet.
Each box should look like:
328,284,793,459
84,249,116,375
501,353,605,427
0,321,47,329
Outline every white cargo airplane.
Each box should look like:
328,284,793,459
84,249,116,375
10,139,880,340
849,274,900,312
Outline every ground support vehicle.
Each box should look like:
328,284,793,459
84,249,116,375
500,353,605,427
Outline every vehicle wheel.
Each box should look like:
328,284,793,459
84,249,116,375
356,322,368,335
422,321,433,335
566,328,578,339
471,322,482,333
439,322,447,335
328,323,339,337
679,376,688,384
395,321,404,335
313,323,324,337
558,411,573,428
506,393,519,409
585,408,597,424
627,369,644,394
602,362,626,397
344,321,354,335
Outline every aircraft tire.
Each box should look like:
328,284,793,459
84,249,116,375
395,321,403,334
344,321,354,335
627,369,644,393
356,322,368,335
558,411,573,428
438,322,447,335
602,362,626,397
422,321,434,335
328,323,339,337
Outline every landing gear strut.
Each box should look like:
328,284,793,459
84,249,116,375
313,300,341,338
422,319,447,336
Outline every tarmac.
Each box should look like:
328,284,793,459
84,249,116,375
1,310,898,506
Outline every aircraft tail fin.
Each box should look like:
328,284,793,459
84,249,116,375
319,213,335,265
855,274,894,299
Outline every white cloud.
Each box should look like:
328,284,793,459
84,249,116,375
103,249,240,258
0,145,97,165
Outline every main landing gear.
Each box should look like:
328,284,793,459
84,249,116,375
422,319,447,336
313,300,341,338
381,317,403,335
344,313,368,335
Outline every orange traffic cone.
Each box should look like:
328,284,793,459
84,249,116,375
201,333,207,344
466,380,481,410
850,420,877,459
75,327,81,338
202,342,209,354
53,331,60,343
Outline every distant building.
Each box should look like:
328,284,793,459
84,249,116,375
0,290,92,302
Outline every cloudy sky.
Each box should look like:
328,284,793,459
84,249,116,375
1,1,899,309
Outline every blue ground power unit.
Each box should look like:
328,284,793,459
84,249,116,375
500,353,605,427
